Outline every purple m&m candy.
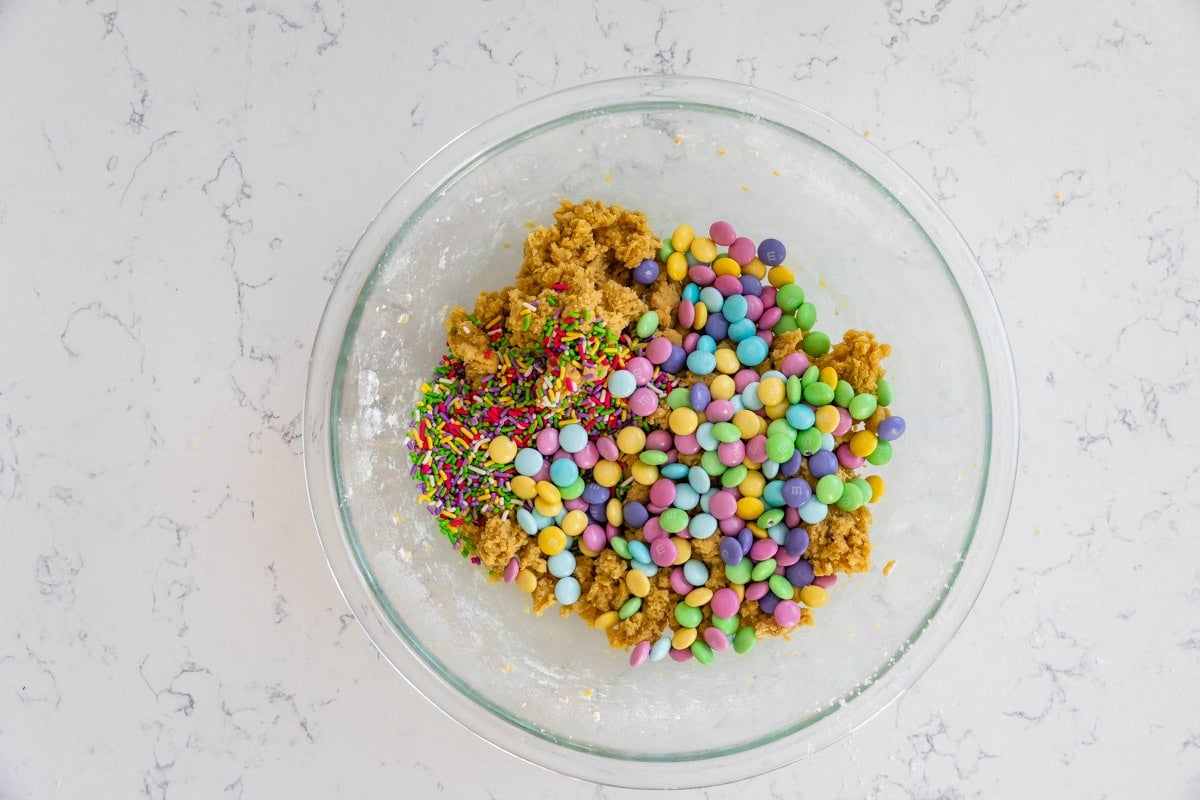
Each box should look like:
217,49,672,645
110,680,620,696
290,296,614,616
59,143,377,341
720,537,743,566
739,275,763,296
623,501,649,528
661,345,687,374
785,559,815,587
704,313,730,341
784,527,810,557
781,478,812,508
808,449,838,479
689,382,712,412
758,238,786,267
878,415,906,441
582,482,610,504
736,528,754,555
632,258,660,285
758,593,781,614
779,451,804,477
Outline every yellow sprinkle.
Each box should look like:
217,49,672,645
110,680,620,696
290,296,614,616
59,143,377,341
741,185,749,192
604,171,612,182
674,135,683,144
717,149,726,156
882,559,896,576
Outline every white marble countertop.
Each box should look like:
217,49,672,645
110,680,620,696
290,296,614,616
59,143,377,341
3,1,1198,797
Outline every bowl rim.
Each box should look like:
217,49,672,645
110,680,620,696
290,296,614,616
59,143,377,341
303,74,1019,788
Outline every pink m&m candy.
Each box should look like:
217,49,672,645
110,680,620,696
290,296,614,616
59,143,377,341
581,525,607,553
749,539,778,562
536,427,559,455
717,439,745,467
646,430,673,451
704,626,731,651
744,294,764,321
836,443,865,469
733,369,759,393
714,274,743,297
678,299,695,328
573,442,599,469
705,399,735,423
630,640,651,667
596,436,619,461
711,587,741,618
629,387,658,417
645,336,673,365
718,515,745,535
626,356,654,386
709,220,736,246
833,407,854,437
773,600,802,628
503,557,520,583
649,478,677,507
780,352,810,376
708,489,738,520
642,516,666,542
728,236,755,265
650,537,678,567
670,567,693,595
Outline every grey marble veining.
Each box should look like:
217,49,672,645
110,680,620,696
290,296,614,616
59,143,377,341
2,0,1199,797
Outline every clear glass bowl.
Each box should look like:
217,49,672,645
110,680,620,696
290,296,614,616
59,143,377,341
303,76,1018,788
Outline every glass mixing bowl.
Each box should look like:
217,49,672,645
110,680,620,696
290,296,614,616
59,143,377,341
303,76,1018,788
